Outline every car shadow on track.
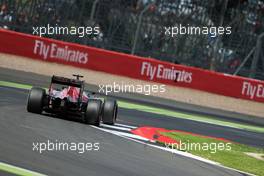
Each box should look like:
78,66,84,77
41,112,85,124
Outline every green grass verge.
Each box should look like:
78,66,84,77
0,162,45,176
118,101,264,133
1,80,264,133
0,81,33,90
161,131,264,176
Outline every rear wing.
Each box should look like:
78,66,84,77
51,76,84,88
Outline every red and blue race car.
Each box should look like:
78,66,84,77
27,75,118,126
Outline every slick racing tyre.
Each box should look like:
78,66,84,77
27,87,46,114
102,99,118,125
85,99,102,126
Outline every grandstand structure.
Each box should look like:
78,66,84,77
0,0,263,80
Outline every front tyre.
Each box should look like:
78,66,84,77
102,99,118,125
27,87,45,114
84,100,102,126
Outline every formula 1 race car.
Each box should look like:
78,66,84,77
27,75,118,126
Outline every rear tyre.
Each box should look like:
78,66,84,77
27,87,45,114
102,99,118,125
84,100,102,126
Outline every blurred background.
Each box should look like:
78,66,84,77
0,0,263,80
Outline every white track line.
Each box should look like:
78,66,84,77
100,124,132,131
115,123,137,129
93,124,256,176
94,125,219,165
93,126,150,141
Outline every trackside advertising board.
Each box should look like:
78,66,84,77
0,29,264,103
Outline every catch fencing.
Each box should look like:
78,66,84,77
0,0,263,79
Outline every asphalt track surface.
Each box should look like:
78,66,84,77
0,87,245,176
0,68,263,176
0,68,263,147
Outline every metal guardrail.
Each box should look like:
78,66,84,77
0,0,263,80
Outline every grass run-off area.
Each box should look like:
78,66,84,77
161,131,264,176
